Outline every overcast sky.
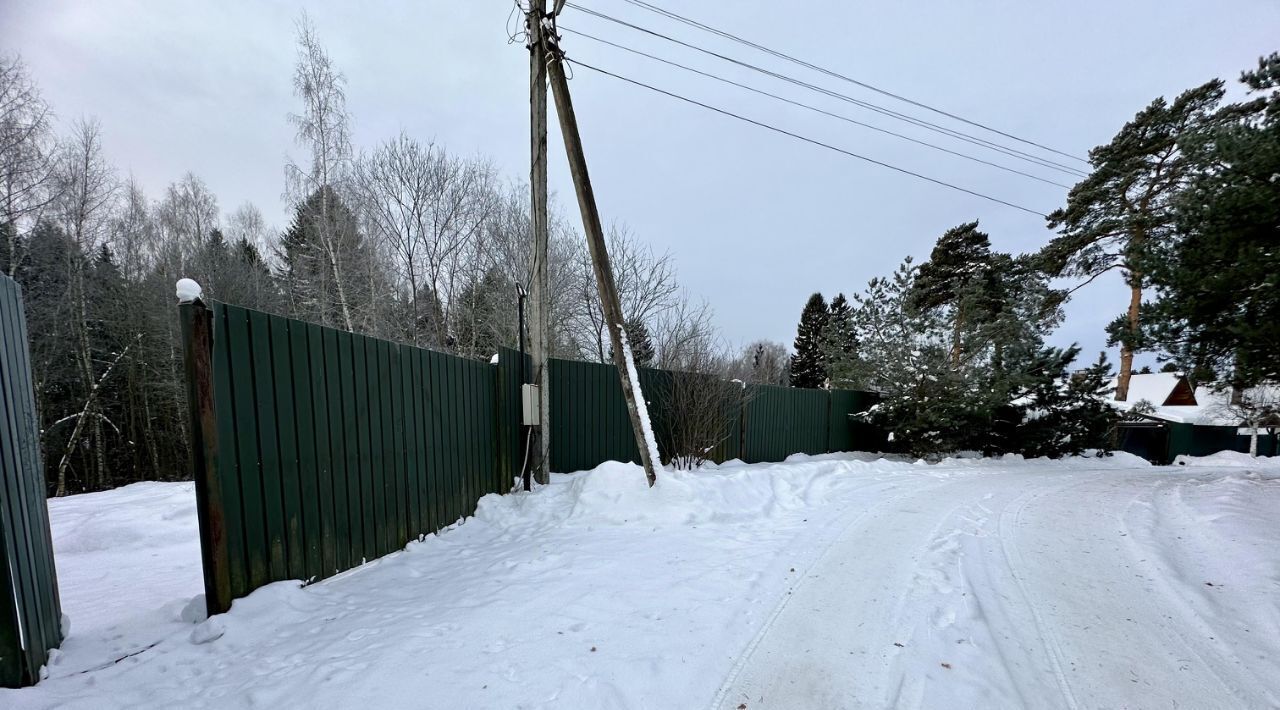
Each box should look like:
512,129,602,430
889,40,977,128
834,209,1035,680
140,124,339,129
4,0,1277,365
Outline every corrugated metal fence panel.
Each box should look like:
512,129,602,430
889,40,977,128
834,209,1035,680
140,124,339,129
1168,422,1278,459
743,385,831,463
0,274,63,688
828,389,883,453
196,305,885,612
203,302,501,610
496,348,531,488
547,358,882,471
549,357,641,473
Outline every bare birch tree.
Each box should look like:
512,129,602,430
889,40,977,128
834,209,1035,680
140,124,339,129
226,202,273,257
51,119,117,493
1208,385,1280,457
285,12,358,332
1,54,61,276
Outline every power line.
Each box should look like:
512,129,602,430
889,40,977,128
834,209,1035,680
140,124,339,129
563,56,1050,218
614,0,1090,164
561,26,1071,189
561,3,1087,178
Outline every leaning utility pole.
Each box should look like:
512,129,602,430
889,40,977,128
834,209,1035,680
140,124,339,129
527,0,552,486
542,23,661,486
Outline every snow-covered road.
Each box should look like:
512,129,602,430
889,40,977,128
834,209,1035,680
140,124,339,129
717,461,1280,709
4,453,1278,709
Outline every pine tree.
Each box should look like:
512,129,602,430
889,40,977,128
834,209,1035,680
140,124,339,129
1013,351,1117,458
1152,54,1280,389
909,222,1000,368
409,284,447,349
1041,80,1226,401
607,318,655,367
229,237,279,311
0,220,17,275
790,292,829,388
850,229,1091,458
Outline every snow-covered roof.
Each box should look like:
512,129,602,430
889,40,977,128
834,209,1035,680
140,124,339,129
1107,373,1192,408
1112,377,1280,426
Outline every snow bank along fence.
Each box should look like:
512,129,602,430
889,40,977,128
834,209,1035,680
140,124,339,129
180,299,883,616
1116,420,1278,464
0,273,63,689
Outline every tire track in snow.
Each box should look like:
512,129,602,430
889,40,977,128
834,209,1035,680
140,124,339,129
994,474,1101,710
1116,476,1280,707
706,470,958,710
881,489,1017,710
989,466,1218,710
883,469,1107,709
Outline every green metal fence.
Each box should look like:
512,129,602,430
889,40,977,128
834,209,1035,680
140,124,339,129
742,384,830,462
183,312,882,615
542,353,880,472
183,300,509,615
0,274,63,688
1168,423,1278,460
1116,420,1278,463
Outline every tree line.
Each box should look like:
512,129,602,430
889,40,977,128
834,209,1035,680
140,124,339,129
1,18,775,495
785,53,1280,458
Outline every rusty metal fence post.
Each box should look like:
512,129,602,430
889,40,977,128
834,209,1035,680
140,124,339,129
178,290,233,616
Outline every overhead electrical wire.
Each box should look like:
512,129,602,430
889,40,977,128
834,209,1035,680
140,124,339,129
560,26,1071,189
613,0,1089,165
561,2,1087,178
562,56,1049,217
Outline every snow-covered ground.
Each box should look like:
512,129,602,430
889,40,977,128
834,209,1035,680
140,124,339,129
4,453,1278,709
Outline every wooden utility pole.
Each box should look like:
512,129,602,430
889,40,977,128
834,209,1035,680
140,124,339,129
527,0,551,486
543,28,661,486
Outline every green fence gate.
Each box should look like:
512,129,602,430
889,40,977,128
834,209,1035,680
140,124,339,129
0,274,63,688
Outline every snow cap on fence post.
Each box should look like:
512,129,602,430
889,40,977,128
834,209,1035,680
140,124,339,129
176,278,203,304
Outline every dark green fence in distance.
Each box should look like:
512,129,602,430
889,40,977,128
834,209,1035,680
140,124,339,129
1116,420,1278,463
544,354,880,473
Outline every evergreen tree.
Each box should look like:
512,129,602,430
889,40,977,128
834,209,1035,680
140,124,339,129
229,237,279,311
1013,351,1117,458
1041,80,1226,402
409,284,447,349
909,221,1002,368
790,292,829,388
277,185,370,331
823,293,858,387
623,318,655,368
1152,54,1280,389
607,318,655,367
0,220,17,275
453,267,515,359
850,230,1097,458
